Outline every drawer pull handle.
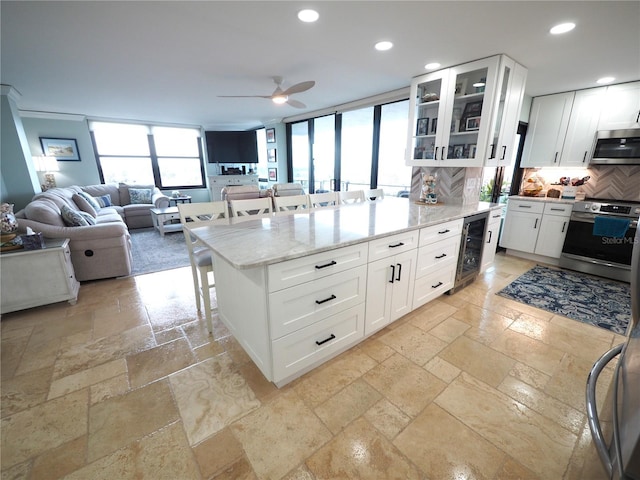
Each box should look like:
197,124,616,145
396,263,402,281
315,294,337,305
432,281,443,289
492,213,501,218
550,208,565,211
315,260,337,269
438,229,450,234
435,253,447,259
487,230,493,243
316,334,336,346
389,242,404,248
562,221,567,233
389,264,396,283
518,205,532,209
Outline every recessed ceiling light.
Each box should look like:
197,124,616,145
375,41,393,51
596,76,616,84
550,22,576,34
424,62,441,70
297,9,319,23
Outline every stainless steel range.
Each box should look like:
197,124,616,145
559,198,640,282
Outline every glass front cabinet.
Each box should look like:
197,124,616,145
406,55,527,168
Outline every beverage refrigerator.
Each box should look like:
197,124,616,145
585,226,640,479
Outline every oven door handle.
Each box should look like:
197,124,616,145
570,213,639,229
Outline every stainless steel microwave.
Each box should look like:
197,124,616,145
590,128,640,165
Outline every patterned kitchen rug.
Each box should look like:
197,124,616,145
496,265,631,335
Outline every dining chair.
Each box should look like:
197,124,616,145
339,190,366,204
272,183,305,197
308,191,339,208
364,188,385,201
274,194,310,212
229,197,273,217
178,201,228,334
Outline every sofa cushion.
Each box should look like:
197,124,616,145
95,195,113,208
24,200,65,227
78,211,97,225
72,193,97,217
119,183,154,205
61,205,90,227
128,188,153,204
78,191,101,210
82,184,121,206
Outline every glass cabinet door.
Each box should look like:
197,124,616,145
408,70,448,163
445,62,492,164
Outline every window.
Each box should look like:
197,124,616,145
287,98,413,196
91,122,205,188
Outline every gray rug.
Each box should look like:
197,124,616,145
129,227,191,276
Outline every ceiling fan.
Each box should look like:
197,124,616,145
218,76,315,108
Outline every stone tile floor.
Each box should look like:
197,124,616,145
1,253,623,479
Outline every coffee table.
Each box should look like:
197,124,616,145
150,207,183,236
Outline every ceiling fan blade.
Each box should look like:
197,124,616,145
217,95,271,98
281,81,315,95
286,98,306,109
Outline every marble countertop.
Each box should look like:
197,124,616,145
188,197,502,269
508,195,575,205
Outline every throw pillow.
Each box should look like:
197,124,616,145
78,191,101,210
60,205,90,227
72,193,97,218
78,211,96,225
95,194,112,208
129,188,152,205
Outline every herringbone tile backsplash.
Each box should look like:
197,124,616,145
522,165,640,201
411,167,483,204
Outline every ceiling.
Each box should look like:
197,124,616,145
2,1,639,130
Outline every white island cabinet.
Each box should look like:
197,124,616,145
188,198,502,386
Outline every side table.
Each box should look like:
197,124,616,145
150,206,183,236
169,196,192,206
1,238,80,314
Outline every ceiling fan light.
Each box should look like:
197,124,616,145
272,95,288,105
298,9,319,22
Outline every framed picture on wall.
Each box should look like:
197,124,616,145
39,137,81,161
268,167,278,181
416,118,429,136
267,148,277,162
266,128,276,143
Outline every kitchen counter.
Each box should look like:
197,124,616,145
188,197,501,269
509,195,575,205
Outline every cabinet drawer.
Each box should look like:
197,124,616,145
368,230,418,262
272,303,365,383
543,203,572,216
415,236,460,279
418,219,463,247
161,213,180,222
487,209,503,225
269,265,367,339
507,200,544,214
268,243,368,292
412,264,456,310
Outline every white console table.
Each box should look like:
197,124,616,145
209,174,259,201
1,238,80,314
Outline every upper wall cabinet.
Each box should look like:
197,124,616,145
406,55,527,168
597,81,640,130
521,88,606,168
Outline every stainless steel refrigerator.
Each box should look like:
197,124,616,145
586,226,640,479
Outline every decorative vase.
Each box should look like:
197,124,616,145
0,203,18,233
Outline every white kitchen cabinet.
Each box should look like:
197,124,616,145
485,60,528,167
598,81,640,130
480,209,503,273
499,200,544,253
412,219,462,309
560,88,606,167
499,199,572,259
365,249,416,335
521,92,574,167
533,203,572,258
1,238,80,314
407,55,527,168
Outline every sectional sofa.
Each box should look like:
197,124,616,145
15,183,170,281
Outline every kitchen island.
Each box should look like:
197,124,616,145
188,197,501,386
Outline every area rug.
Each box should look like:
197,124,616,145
129,227,191,276
496,265,631,335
